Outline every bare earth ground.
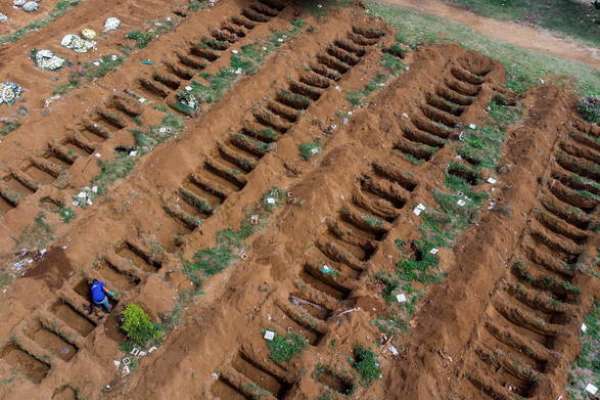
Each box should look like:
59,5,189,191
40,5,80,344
0,1,598,400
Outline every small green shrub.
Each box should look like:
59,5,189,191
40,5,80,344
577,96,600,124
121,304,162,347
126,31,155,48
351,345,381,386
266,332,308,363
299,141,321,160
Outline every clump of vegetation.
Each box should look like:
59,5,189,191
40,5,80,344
567,301,599,399
121,304,163,347
93,155,136,195
0,121,20,137
350,346,381,386
577,96,600,124
266,331,308,363
58,207,75,223
298,141,321,160
16,213,54,250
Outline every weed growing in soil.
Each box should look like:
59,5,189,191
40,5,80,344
121,304,163,347
0,0,82,45
93,155,136,195
126,18,174,49
567,301,600,399
577,96,600,124
366,1,600,95
350,346,381,386
0,121,20,137
184,187,286,284
16,213,54,250
266,331,308,363
0,272,12,290
188,0,208,11
175,21,305,113
58,207,75,223
298,141,321,160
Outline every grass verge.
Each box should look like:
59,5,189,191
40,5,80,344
567,301,599,399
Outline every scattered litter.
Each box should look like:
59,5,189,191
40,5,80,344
317,3,323,8
396,293,407,303
104,17,121,32
121,365,130,376
177,90,198,111
211,372,219,380
457,199,466,207
320,264,336,275
141,59,153,65
61,34,96,53
265,196,276,205
234,67,242,75
468,123,477,130
0,81,23,105
81,28,97,40
458,131,465,141
22,1,39,12
113,360,121,368
95,152,101,158
402,113,409,119
73,186,98,208
310,146,320,155
33,49,66,71
185,86,192,91
586,384,598,395
148,346,157,353
138,351,147,357
413,203,426,216
250,214,259,225
121,357,131,365
130,347,141,356
581,323,587,333
387,345,399,356
0,13,8,23
129,150,138,157
487,201,496,210
240,250,248,260
232,49,238,54
13,0,26,6
430,248,439,255
335,85,341,91
263,330,275,341
486,177,497,185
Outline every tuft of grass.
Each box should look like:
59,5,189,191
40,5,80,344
0,121,21,137
366,1,600,95
16,212,54,250
577,95,600,124
350,346,381,386
83,54,124,80
120,304,163,347
299,141,321,160
92,154,136,195
567,301,600,399
52,79,80,96
266,331,308,363
58,207,75,223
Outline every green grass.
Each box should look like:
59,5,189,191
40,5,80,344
0,272,12,290
350,346,381,386
0,0,81,45
577,96,600,124
265,331,308,363
0,121,21,137
120,304,163,347
443,0,600,47
92,155,136,195
58,207,75,223
567,301,600,399
366,1,600,95
298,141,321,160
16,213,54,250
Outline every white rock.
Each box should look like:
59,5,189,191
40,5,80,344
104,17,121,32
396,293,407,303
586,384,598,395
13,0,26,6
263,330,275,341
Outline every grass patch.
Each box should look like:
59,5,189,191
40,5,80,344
366,1,600,95
92,155,136,195
58,207,75,223
0,0,82,45
0,121,20,137
126,18,174,49
0,272,12,290
350,346,381,386
120,304,163,347
15,213,54,250
443,0,600,48
577,95,600,124
298,141,321,160
265,331,308,363
567,301,600,399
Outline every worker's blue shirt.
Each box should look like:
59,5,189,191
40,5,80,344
91,281,106,303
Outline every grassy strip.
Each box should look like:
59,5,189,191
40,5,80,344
265,331,307,363
350,345,381,386
374,98,521,334
442,0,600,48
567,301,600,399
366,1,600,95
0,121,21,137
184,188,286,283
0,0,82,45
174,19,305,114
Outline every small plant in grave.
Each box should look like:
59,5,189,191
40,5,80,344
298,141,321,160
350,345,381,386
265,331,308,363
0,121,20,137
363,214,384,228
120,304,163,347
577,95,600,124
262,187,286,211
58,206,75,223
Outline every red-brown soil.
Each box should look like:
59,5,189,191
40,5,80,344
0,1,598,400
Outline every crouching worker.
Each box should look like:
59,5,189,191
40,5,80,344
90,279,113,312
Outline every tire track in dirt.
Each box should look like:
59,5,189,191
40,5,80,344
0,9,396,399
104,44,506,400
0,0,292,254
450,117,600,400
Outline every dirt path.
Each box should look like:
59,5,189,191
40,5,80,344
380,0,600,68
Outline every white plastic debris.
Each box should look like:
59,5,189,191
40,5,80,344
586,384,598,395
234,68,242,75
310,147,319,155
402,113,409,119
486,177,497,185
266,197,276,205
148,346,158,353
396,293,407,303
211,372,219,380
121,357,131,365
413,203,426,216
104,17,121,32
122,365,130,376
232,49,239,54
457,199,466,207
468,123,477,130
430,248,439,255
113,360,121,368
22,1,39,12
34,49,66,71
95,152,101,158
130,347,140,356
81,28,97,40
138,351,147,357
263,330,275,341
250,214,259,225
0,13,7,23
581,323,587,333
387,345,399,356
0,81,23,105
320,264,334,275
61,34,96,53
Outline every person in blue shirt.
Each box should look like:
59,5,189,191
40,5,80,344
90,279,112,312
